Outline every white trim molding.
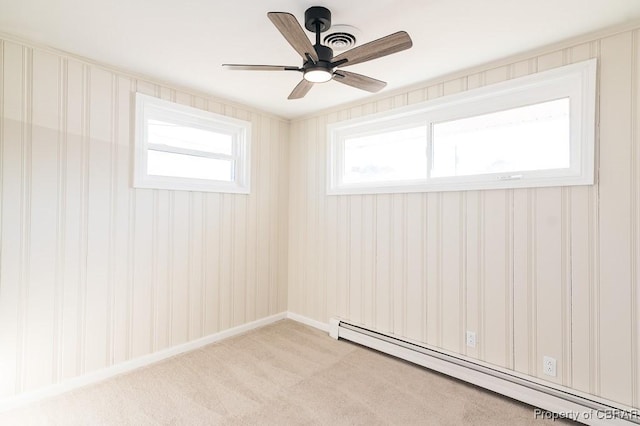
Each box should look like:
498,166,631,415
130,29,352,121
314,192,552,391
286,312,330,332
0,313,287,413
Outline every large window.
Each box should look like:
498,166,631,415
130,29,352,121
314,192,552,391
327,59,596,194
134,94,251,193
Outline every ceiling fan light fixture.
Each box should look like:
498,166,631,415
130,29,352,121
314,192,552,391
304,68,333,83
223,8,413,99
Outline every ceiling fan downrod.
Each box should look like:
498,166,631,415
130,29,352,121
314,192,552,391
303,6,334,83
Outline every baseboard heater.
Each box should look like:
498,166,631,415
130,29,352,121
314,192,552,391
329,319,638,426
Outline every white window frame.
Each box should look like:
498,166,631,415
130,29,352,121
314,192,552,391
327,59,597,195
134,93,251,193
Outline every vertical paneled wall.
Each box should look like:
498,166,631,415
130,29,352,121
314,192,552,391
288,28,640,408
0,36,289,398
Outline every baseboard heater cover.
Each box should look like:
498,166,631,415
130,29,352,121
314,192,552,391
329,318,637,426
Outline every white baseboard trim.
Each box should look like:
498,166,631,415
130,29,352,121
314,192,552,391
333,319,637,426
285,312,330,332
9,312,622,425
0,312,287,413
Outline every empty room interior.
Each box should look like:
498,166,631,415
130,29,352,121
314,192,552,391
2,0,640,424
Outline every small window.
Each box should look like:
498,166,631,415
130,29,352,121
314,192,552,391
327,59,596,194
342,124,428,184
134,94,251,193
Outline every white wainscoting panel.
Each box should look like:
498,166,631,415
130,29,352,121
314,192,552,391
0,35,290,399
288,27,640,409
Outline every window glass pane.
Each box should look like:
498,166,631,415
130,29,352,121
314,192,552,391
147,150,233,181
148,119,233,155
343,126,428,184
431,98,570,177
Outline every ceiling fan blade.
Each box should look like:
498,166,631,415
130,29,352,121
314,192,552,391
331,31,413,68
268,12,319,63
333,70,387,93
222,64,301,71
288,79,314,99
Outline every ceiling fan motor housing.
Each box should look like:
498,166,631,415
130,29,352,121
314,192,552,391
305,6,331,32
311,44,333,63
303,44,334,82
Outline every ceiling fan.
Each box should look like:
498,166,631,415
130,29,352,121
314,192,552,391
222,6,413,99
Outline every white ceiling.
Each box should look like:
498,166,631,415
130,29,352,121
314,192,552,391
1,0,640,119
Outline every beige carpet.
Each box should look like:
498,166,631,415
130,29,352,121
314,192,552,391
0,320,572,425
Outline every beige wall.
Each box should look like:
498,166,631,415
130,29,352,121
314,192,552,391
1,23,639,410
0,36,289,398
288,28,640,408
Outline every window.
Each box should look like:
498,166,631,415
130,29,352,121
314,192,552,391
327,59,596,194
431,98,571,178
342,124,428,184
134,93,251,193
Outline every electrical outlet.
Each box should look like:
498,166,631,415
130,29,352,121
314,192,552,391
543,356,557,377
466,331,476,348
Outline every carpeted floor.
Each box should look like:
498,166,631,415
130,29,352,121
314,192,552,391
0,320,572,425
